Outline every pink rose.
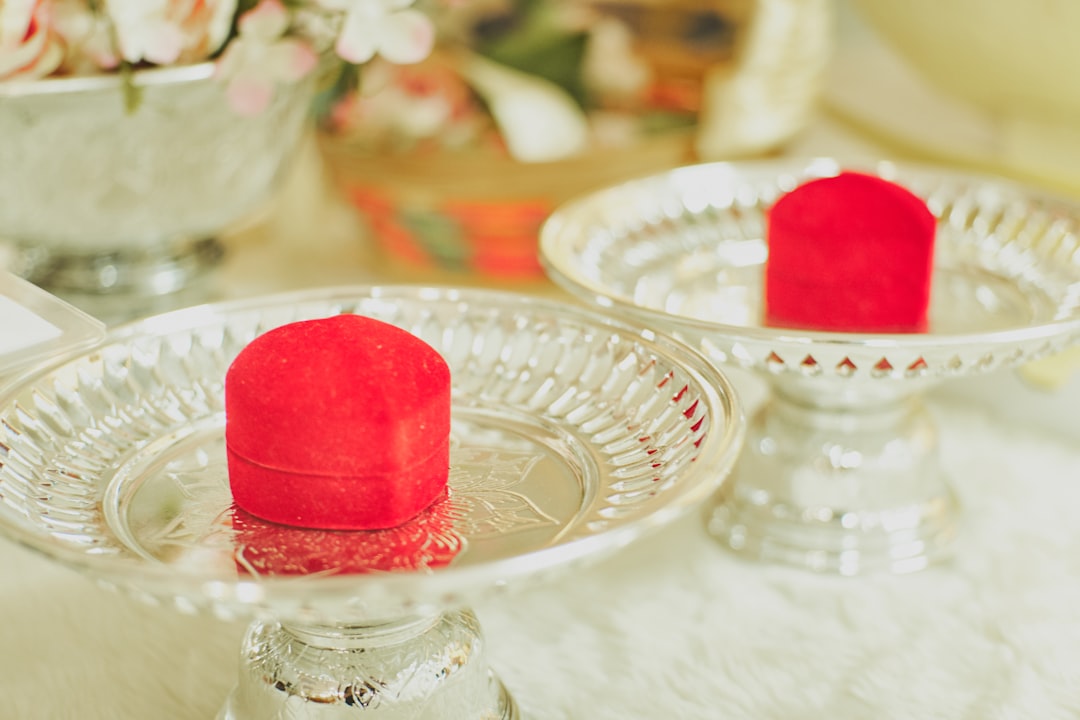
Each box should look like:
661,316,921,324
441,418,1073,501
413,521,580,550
0,0,64,81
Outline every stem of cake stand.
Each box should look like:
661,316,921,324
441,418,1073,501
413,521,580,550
708,373,958,575
217,609,518,719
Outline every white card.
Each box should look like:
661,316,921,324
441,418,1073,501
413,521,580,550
0,272,105,377
0,295,62,355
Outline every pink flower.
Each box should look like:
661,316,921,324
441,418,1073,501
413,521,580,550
332,56,488,148
103,0,236,66
214,0,318,116
0,0,64,81
318,0,434,65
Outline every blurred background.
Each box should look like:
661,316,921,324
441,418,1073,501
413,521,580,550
271,0,1080,291
7,0,1080,304
3,0,1079,420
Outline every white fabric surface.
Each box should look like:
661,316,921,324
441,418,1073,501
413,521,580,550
3,391,1080,719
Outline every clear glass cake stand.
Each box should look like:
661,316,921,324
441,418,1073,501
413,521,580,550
540,157,1080,576
0,286,744,719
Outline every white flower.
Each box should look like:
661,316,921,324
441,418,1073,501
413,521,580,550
0,0,64,81
103,0,236,66
318,0,434,65
49,0,118,71
215,0,318,116
0,0,439,118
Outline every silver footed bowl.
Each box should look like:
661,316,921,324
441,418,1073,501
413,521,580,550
0,63,317,319
539,156,1080,575
0,285,744,720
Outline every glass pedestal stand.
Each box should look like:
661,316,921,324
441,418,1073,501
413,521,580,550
0,287,744,720
220,612,515,719
540,156,1080,575
709,374,952,575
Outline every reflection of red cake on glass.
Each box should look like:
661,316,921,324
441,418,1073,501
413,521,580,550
231,490,462,576
765,171,937,333
225,314,452,530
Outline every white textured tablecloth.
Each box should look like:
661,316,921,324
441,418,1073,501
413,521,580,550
3,389,1080,719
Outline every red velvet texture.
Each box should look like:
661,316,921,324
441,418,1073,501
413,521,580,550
765,171,936,333
225,314,452,530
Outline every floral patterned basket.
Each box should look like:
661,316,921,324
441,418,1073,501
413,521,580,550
318,125,696,279
316,0,767,280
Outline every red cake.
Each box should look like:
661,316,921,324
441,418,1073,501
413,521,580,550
764,171,937,333
225,314,452,530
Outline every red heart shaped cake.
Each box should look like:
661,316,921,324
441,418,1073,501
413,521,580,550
764,171,936,333
225,314,452,530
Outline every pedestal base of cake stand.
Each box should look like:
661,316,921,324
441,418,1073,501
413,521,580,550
708,378,958,576
218,610,517,720
11,236,225,324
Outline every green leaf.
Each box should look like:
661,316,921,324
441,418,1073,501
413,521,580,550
312,62,361,126
474,2,589,109
119,62,143,114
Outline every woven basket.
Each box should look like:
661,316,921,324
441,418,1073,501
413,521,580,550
317,128,696,279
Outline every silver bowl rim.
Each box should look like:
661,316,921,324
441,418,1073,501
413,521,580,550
0,62,215,98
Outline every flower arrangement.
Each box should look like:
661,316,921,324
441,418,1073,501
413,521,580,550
321,0,748,161
0,0,437,114
315,0,749,278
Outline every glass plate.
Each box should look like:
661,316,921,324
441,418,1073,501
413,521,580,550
539,157,1080,575
0,285,744,624
540,157,1080,376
